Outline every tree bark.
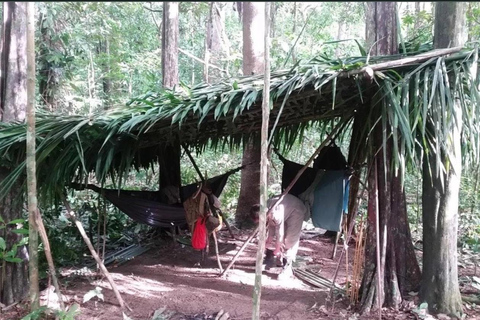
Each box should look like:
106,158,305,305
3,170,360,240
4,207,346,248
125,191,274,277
101,39,112,110
420,3,466,317
162,2,179,89
38,4,61,112
235,2,265,223
252,3,270,319
360,2,421,313
160,2,181,192
0,2,29,306
26,2,39,310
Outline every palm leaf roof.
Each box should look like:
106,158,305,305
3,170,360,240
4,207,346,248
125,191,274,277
0,46,479,200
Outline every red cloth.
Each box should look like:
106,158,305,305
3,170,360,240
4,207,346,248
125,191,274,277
192,217,207,250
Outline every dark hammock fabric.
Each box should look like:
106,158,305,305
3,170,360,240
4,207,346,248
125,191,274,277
76,167,242,228
313,143,348,170
278,143,348,196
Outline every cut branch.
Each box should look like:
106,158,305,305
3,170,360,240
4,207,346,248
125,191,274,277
63,200,130,311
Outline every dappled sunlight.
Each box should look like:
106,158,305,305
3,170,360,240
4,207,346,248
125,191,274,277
93,273,174,297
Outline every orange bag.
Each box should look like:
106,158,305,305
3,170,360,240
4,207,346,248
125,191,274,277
192,217,207,250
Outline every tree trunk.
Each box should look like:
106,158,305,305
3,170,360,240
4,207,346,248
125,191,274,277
0,2,29,305
160,2,181,192
420,2,465,317
38,4,61,112
101,39,112,110
162,2,179,89
235,2,265,223
252,4,270,318
360,2,421,313
26,2,39,310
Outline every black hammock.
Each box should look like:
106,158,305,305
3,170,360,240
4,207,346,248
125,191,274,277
71,166,242,228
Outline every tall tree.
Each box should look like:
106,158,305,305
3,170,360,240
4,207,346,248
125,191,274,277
0,1,29,305
359,2,421,313
235,2,265,223
160,2,181,192
420,2,466,317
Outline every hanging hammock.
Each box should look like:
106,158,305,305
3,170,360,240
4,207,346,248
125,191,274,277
71,166,242,228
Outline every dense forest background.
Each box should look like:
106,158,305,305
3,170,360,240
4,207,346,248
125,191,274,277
25,1,480,280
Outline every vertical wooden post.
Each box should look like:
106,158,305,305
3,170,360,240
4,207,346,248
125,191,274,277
252,3,270,319
26,2,39,309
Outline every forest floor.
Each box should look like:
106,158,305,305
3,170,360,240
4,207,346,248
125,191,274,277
4,226,480,320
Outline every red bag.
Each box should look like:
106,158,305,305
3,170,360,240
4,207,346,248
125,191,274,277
192,217,207,250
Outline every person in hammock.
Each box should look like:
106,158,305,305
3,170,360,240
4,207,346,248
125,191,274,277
250,193,307,280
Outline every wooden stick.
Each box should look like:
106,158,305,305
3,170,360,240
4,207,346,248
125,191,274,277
182,143,205,182
374,164,382,319
34,209,65,311
220,227,259,277
63,200,130,311
212,231,223,273
330,180,368,311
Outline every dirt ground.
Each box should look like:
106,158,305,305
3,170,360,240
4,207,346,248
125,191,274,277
4,226,480,320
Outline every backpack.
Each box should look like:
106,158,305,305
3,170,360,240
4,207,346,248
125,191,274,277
192,216,207,250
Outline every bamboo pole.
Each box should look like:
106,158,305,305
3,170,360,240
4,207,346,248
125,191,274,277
63,200,130,311
34,209,65,311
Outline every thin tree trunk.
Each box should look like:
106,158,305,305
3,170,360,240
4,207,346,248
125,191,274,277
204,2,213,83
420,3,466,317
252,3,270,319
291,2,297,64
101,39,112,110
235,2,265,223
26,2,39,310
414,2,421,31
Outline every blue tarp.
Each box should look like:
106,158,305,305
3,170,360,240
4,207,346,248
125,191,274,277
310,170,348,232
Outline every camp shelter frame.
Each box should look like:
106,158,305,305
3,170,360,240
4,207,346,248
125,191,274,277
1,46,474,202
0,44,479,310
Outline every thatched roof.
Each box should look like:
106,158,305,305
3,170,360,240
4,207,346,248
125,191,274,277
0,46,478,199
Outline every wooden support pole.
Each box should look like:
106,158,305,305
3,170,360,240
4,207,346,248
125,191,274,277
212,231,223,273
220,227,259,277
34,209,65,311
63,200,130,311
